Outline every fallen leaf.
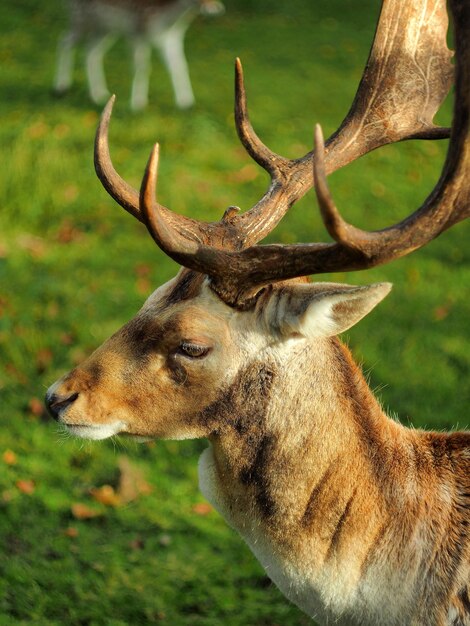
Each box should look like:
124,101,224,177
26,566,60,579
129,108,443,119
136,277,151,295
3,450,17,465
70,347,88,365
129,536,145,550
6,364,28,386
56,219,83,243
28,397,45,418
90,484,120,507
134,263,151,277
46,302,59,319
61,184,79,204
117,456,152,504
192,502,213,516
228,163,259,183
16,234,47,259
16,480,35,495
71,503,102,520
2,490,13,502
433,305,451,321
60,332,74,346
36,348,53,373
27,120,48,139
158,534,172,547
53,123,70,139
92,562,105,572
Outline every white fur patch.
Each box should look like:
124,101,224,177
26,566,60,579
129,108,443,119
291,297,338,338
63,421,126,440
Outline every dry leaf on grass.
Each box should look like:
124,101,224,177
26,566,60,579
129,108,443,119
86,457,152,509
56,219,84,244
433,304,451,321
16,234,47,259
16,480,35,495
35,349,53,373
28,397,45,418
2,490,13,502
71,503,102,520
117,456,152,504
192,502,213,516
90,484,121,507
3,450,17,465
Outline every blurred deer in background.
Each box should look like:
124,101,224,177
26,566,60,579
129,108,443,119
46,0,470,623
53,0,224,110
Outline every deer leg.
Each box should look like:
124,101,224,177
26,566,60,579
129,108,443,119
130,37,152,111
85,34,115,105
53,30,81,96
157,27,195,109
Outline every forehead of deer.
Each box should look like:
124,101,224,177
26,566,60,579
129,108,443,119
150,268,206,309
132,274,233,339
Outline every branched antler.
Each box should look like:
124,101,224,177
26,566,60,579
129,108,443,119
96,0,467,308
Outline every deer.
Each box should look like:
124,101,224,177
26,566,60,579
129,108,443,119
45,0,470,623
53,0,224,110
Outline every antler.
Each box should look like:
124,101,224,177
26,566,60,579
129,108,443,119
96,0,452,255
95,0,468,307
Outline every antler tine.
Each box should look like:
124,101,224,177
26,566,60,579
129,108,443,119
229,58,301,248
140,143,197,257
313,124,367,254
140,145,238,283
95,96,240,248
324,0,453,169
94,95,143,222
233,58,289,176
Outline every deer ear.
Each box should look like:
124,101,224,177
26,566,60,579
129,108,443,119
261,282,392,338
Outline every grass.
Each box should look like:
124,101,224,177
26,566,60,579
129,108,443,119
0,0,469,624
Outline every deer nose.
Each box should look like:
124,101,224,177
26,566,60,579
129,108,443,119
45,390,79,421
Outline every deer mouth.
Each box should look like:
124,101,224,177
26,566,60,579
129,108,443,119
61,420,126,441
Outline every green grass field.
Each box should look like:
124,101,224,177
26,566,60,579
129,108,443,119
1,0,469,624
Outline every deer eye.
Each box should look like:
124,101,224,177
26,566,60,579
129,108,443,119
177,342,211,359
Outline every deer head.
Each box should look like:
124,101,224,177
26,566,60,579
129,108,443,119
46,0,469,445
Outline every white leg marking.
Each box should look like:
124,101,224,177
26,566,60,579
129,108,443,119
85,33,116,104
54,31,80,93
157,27,194,109
130,37,152,111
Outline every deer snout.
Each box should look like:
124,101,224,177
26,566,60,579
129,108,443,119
45,389,79,421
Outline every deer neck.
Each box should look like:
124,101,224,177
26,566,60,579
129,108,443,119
198,337,467,624
198,336,416,618
201,336,405,521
